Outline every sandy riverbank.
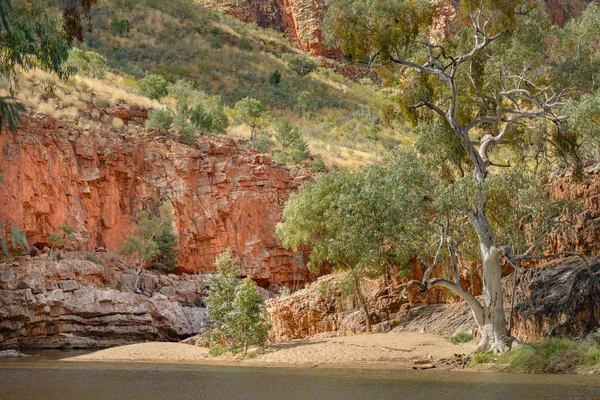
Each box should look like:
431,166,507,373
63,332,477,369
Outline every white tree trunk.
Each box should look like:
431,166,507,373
477,244,509,353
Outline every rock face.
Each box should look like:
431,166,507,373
266,275,406,342
268,257,600,342
508,256,600,342
200,0,337,57
0,114,314,287
548,164,600,257
0,253,209,349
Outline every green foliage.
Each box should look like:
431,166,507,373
146,108,174,134
85,254,104,265
47,224,76,251
137,74,169,100
67,49,107,78
47,233,64,250
209,346,228,356
234,97,265,140
282,53,317,77
448,331,474,344
310,155,326,173
0,0,72,131
111,19,131,36
152,231,179,272
469,337,600,373
120,203,178,271
269,69,281,86
203,250,270,353
1,226,29,258
272,121,310,164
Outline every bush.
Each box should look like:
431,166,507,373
310,155,326,173
203,250,270,353
283,53,317,77
85,254,104,265
146,108,174,134
138,74,169,99
448,331,474,344
269,69,281,86
67,49,107,78
152,231,179,272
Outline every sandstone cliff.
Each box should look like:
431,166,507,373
0,252,208,349
267,257,600,343
0,113,313,287
200,0,337,57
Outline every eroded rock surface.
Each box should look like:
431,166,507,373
268,257,600,343
200,0,337,57
0,253,208,349
0,114,313,287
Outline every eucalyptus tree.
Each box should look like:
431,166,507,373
277,151,434,332
324,0,597,352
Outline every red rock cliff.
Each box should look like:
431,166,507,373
0,114,315,287
200,0,337,57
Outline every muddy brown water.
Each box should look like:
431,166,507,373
1,350,600,399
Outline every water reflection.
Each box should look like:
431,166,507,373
1,352,599,400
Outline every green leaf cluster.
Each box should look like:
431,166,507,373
120,203,179,271
282,53,317,77
67,48,107,79
203,250,270,353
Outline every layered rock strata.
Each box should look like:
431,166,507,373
0,252,208,349
0,113,313,287
268,257,600,343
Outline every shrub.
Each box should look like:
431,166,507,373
67,49,107,78
137,74,169,100
311,155,326,173
152,231,179,272
448,331,474,344
111,19,131,36
203,250,270,353
283,53,317,77
269,69,281,86
146,108,174,134
85,254,104,265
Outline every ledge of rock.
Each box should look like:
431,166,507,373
0,253,209,350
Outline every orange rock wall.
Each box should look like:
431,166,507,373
0,114,314,287
200,0,338,57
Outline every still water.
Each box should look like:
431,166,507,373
1,350,600,400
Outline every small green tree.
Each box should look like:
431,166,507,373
295,91,314,119
47,224,76,256
111,19,131,36
234,97,265,141
120,203,177,271
283,53,318,77
146,108,174,134
138,74,169,100
269,69,281,86
152,231,179,272
203,250,270,353
67,49,107,78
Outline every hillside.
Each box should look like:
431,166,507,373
64,0,406,169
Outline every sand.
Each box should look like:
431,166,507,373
63,332,477,369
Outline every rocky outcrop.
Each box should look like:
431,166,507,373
548,164,600,257
266,275,406,342
267,257,600,342
0,114,314,287
0,253,209,349
200,0,337,57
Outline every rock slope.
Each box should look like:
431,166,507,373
0,113,314,287
0,252,208,349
